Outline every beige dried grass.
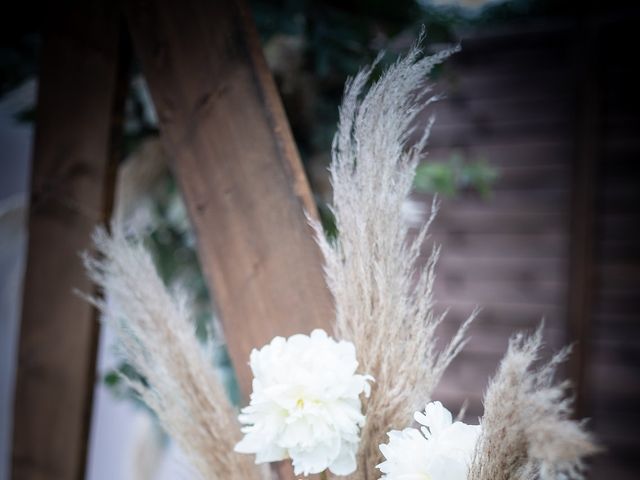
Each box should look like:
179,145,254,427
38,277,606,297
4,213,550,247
469,326,599,480
83,227,263,480
311,37,476,480
80,33,599,480
112,138,168,234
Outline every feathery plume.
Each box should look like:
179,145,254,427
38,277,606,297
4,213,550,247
112,139,168,234
469,326,599,480
82,228,263,480
311,35,475,479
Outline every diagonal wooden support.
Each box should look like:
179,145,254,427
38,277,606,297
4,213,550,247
11,2,127,480
125,0,334,477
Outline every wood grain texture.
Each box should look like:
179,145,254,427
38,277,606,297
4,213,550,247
125,1,333,477
11,2,125,480
125,0,333,397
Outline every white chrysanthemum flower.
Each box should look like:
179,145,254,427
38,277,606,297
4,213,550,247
377,401,480,480
235,329,372,476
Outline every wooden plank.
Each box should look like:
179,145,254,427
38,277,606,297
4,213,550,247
444,69,573,101
11,3,126,480
444,302,565,326
431,210,566,234
429,233,566,259
125,0,333,398
453,23,573,55
433,194,570,214
434,281,566,306
427,142,572,167
434,96,573,127
125,1,333,477
429,118,573,147
440,322,567,356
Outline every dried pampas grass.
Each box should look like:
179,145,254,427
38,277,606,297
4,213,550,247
112,139,169,235
82,228,262,480
469,326,599,480
311,37,475,479
79,31,599,480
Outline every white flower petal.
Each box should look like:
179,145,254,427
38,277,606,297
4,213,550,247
329,441,358,475
235,329,372,476
378,402,480,480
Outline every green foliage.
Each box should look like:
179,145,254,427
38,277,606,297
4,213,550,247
102,362,151,412
414,154,498,197
317,199,338,241
415,162,457,196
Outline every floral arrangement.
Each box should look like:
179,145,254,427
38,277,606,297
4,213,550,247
83,36,598,480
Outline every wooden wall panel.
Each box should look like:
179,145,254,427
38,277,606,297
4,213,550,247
425,24,575,419
11,3,125,479
424,14,640,479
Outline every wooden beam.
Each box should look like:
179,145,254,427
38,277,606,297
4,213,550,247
125,0,333,397
11,3,126,479
125,1,333,477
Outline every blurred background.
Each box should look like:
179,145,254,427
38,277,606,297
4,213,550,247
1,0,639,479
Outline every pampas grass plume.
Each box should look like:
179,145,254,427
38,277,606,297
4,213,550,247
82,227,263,480
312,35,476,479
469,326,600,480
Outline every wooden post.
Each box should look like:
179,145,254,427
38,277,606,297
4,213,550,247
125,0,333,477
567,7,599,418
11,2,127,479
